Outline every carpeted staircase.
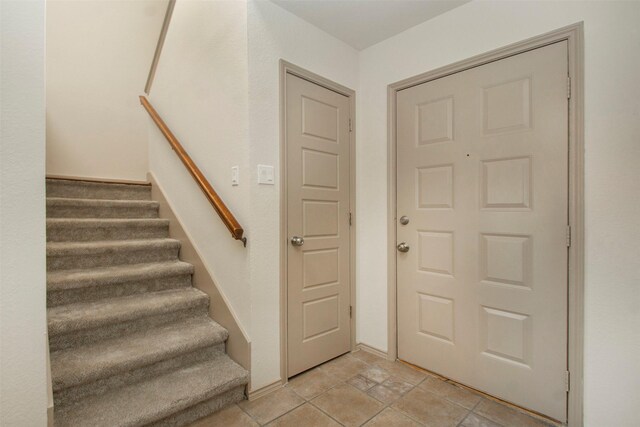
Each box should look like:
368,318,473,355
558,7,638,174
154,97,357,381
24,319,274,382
46,178,249,427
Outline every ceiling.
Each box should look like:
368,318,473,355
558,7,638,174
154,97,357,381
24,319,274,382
270,0,471,50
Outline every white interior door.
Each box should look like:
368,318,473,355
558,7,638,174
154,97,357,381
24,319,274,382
286,73,351,377
396,41,569,421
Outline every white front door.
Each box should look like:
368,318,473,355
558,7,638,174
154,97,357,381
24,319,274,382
286,73,352,377
396,41,569,421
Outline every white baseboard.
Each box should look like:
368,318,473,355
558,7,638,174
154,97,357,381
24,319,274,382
247,379,284,401
356,342,389,359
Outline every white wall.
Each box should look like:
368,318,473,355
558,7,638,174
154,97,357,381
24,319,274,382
46,0,168,182
148,0,252,333
356,1,640,425
247,0,359,390
0,0,48,424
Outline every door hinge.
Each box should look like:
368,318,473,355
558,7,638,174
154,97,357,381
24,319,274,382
349,212,352,226
566,225,572,247
349,306,353,318
565,371,570,392
567,76,571,99
349,118,353,132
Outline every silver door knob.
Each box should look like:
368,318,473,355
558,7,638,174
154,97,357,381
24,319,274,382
291,236,304,247
399,216,410,225
397,242,410,253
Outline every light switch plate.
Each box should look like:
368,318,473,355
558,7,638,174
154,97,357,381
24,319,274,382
257,164,275,185
231,166,239,186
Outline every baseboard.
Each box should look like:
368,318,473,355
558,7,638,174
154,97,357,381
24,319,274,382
47,404,54,427
148,172,251,374
356,342,389,359
46,333,54,427
247,379,284,401
46,174,150,185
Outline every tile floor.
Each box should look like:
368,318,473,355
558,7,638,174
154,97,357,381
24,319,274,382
189,350,560,427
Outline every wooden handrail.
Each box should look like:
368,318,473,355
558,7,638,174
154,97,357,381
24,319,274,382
140,96,246,246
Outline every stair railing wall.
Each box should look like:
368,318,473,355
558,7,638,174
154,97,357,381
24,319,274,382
139,96,247,246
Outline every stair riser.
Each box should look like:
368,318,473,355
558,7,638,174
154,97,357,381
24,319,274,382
49,306,208,352
152,385,246,427
54,345,226,408
47,204,159,219
47,180,152,201
47,223,169,242
48,274,192,307
47,246,179,271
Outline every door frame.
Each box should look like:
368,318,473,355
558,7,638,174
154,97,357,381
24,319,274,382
386,23,584,426
279,60,357,382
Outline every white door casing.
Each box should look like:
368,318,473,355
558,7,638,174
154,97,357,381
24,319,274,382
396,41,569,421
286,73,352,377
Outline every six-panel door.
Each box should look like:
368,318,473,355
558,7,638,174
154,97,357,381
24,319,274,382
286,73,351,377
396,42,569,421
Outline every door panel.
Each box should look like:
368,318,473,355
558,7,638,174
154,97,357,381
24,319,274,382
287,73,351,377
396,41,568,421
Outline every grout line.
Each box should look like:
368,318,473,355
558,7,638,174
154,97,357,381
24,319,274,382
258,398,306,426
470,397,483,413
308,401,347,426
455,409,473,427
234,403,259,424
390,404,426,426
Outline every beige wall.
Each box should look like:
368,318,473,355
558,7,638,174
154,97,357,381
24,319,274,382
0,0,48,424
147,0,360,392
147,0,252,340
356,1,640,425
46,0,168,182
247,0,359,390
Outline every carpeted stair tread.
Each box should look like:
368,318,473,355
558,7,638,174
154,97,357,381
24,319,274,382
48,288,209,337
46,178,152,201
47,238,180,257
54,353,249,427
47,218,170,242
47,197,159,218
47,218,169,228
47,238,181,271
47,261,194,292
51,316,228,392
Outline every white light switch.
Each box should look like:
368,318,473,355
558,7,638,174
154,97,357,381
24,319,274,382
257,164,275,185
231,166,239,186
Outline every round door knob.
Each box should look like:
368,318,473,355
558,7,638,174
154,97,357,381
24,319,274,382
399,216,410,225
291,236,304,247
397,242,410,253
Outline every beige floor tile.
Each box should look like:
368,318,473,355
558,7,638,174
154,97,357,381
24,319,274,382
312,383,385,427
288,368,343,400
268,403,341,427
189,404,258,427
418,377,482,409
367,384,404,404
348,375,377,392
351,350,385,365
392,387,469,427
460,412,502,427
359,366,391,383
238,388,304,425
380,377,414,395
363,407,421,427
474,399,551,427
319,354,369,379
371,360,426,385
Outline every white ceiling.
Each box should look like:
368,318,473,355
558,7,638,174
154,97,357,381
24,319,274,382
270,0,471,50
